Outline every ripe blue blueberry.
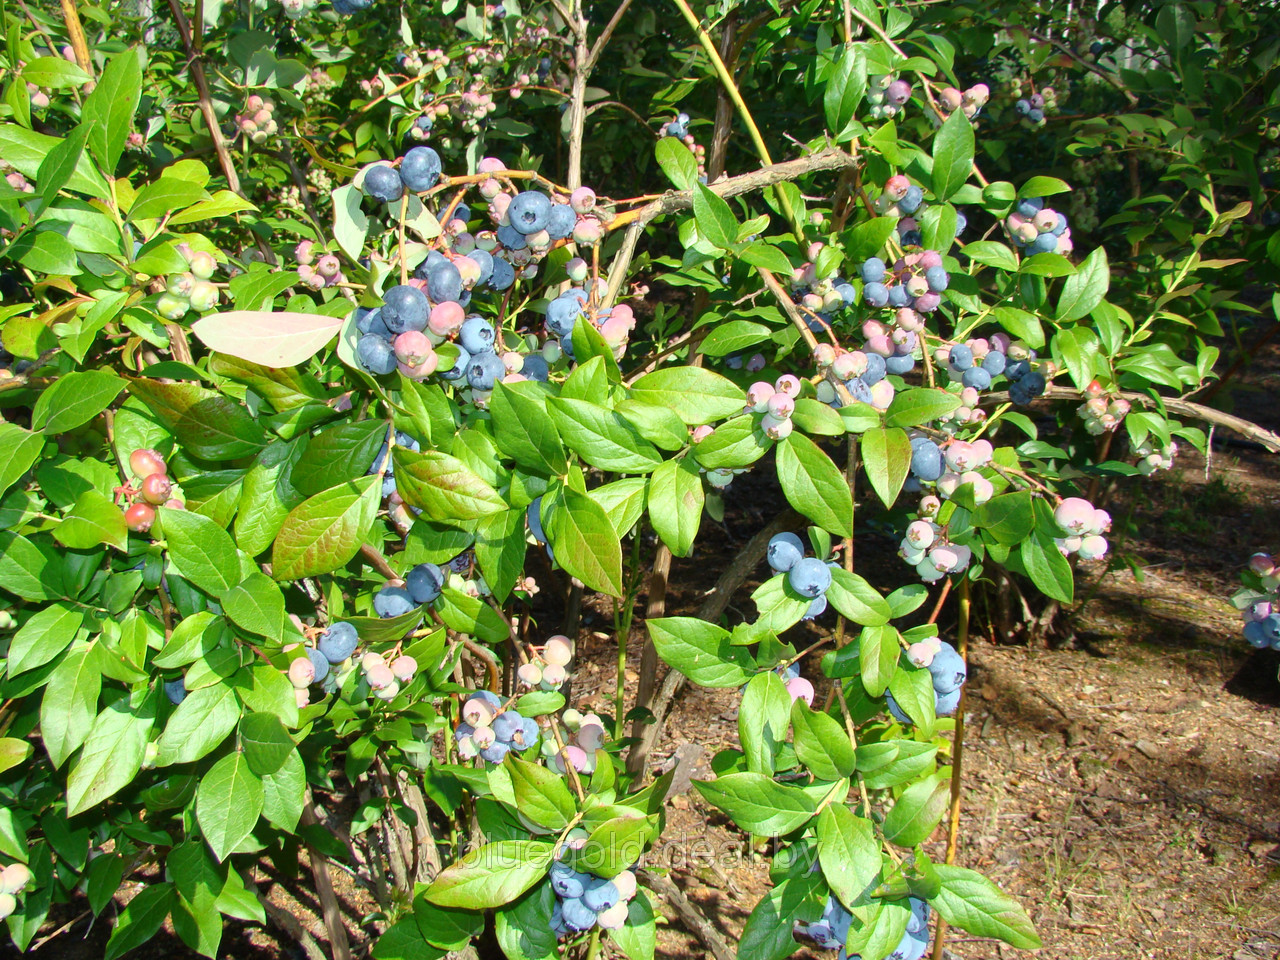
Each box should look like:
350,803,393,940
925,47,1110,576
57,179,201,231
488,258,516,291
1028,232,1058,254
357,334,398,375
788,557,832,599
318,622,359,663
307,647,330,684
910,437,944,481
356,307,388,335
546,291,585,337
885,355,915,375
362,163,404,203
860,257,886,283
899,185,924,215
935,687,961,716
469,248,494,286
981,350,1006,375
552,871,585,899
459,316,496,355
767,532,805,572
382,284,429,334
496,223,528,250
924,266,949,292
520,354,550,381
1244,620,1270,648
547,203,577,239
582,879,619,912
399,146,442,192
492,711,523,742
406,563,444,603
961,366,992,390
802,594,828,620
479,741,511,763
928,641,967,694
374,585,415,618
1016,196,1044,218
561,896,597,931
948,344,974,370
887,284,911,308
861,353,887,386
466,351,506,390
164,678,187,705
863,282,889,308
507,191,553,235
425,260,463,304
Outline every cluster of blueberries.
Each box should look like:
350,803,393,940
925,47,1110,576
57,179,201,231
544,278,637,360
766,532,834,621
1240,553,1280,652
1052,497,1111,561
742,375,803,441
860,249,949,315
515,634,573,689
358,649,418,701
1077,385,1132,436
1005,195,1073,256
122,448,184,536
663,112,691,139
804,895,931,960
281,622,361,706
872,175,966,248
1014,92,1049,124
866,74,913,121
373,561,446,618
543,708,606,775
550,862,637,934
888,638,967,720
454,690,540,763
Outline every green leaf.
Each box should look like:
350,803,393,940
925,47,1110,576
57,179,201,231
692,182,739,249
547,488,623,597
930,865,1042,948
67,692,155,816
103,883,176,960
791,700,855,781
691,415,772,470
1055,245,1109,322
423,840,554,909
54,490,128,551
883,771,951,847
129,177,206,221
1021,532,1074,603
861,427,911,508
824,44,867,141
394,448,507,519
82,50,143,174
127,379,266,460
647,617,754,688
974,491,1035,544
31,370,125,434
0,531,60,600
473,509,526,602
646,457,703,557
41,646,101,768
7,602,85,677
738,877,825,960
491,382,567,475
546,397,661,473
261,749,306,832
962,241,1019,272
857,740,937,789
505,754,576,831
775,434,853,538
495,885,559,960
884,388,961,429
846,217,898,263
292,421,388,497
615,399,689,452
1018,176,1070,198
155,685,240,766
699,320,773,357
0,738,32,775
858,624,901,697
931,109,975,201
826,569,892,626
271,476,381,580
239,713,295,776
223,572,287,638
790,398,846,437
34,124,90,217
434,587,508,644
887,665,936,732
629,367,746,425
21,57,91,88
196,751,264,862
655,136,697,190
168,191,257,226
692,772,826,836
0,422,44,497
159,507,241,596
737,242,794,275
817,804,881,908
739,672,792,775
0,123,107,196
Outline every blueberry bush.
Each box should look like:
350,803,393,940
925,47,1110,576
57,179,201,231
0,0,1274,958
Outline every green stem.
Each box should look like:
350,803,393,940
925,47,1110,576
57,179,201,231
668,0,804,242
585,926,602,960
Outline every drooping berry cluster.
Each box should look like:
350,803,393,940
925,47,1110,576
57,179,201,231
1236,553,1280,652
1006,195,1073,255
359,650,417,701
1002,346,1050,406
295,240,348,290
1077,381,1131,435
236,95,279,145
802,895,931,960
1053,497,1111,560
156,245,220,320
867,74,913,121
1131,436,1177,474
120,448,185,534
455,690,540,763
890,639,967,718
542,708,605,774
745,375,803,441
515,634,573,689
550,861,637,935
766,532,833,620
937,82,990,119
1014,89,1057,126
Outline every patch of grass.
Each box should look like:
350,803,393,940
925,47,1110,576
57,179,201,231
1132,469,1248,539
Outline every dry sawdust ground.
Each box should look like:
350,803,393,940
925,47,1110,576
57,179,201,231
25,340,1280,960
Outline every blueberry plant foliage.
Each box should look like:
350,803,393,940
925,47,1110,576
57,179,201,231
0,0,1272,958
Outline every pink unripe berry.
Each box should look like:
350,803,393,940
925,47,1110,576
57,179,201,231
906,520,936,549
542,663,567,685
570,187,596,213
1077,535,1108,561
390,656,417,682
366,663,395,689
517,663,543,686
760,414,793,440
572,217,603,244
288,657,315,688
884,175,910,200
130,448,167,479
775,375,801,398
1250,553,1275,575
785,676,815,706
907,642,937,667
814,343,836,368
543,635,573,666
869,380,895,409
395,331,434,366
766,393,794,419
1055,497,1096,535
747,381,775,410
429,301,465,336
